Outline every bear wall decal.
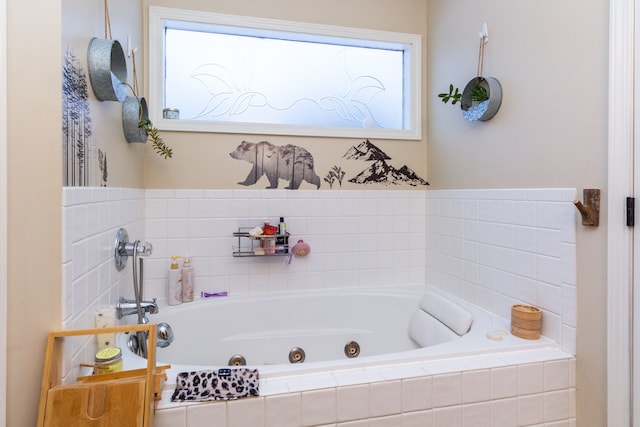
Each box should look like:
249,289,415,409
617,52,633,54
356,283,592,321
229,141,321,190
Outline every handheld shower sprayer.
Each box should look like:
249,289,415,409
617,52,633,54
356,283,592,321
114,228,173,358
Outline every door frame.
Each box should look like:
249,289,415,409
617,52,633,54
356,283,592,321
608,0,635,425
0,0,7,424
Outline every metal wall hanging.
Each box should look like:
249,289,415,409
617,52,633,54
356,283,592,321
438,23,503,122
86,0,173,159
87,2,127,102
122,96,148,143
460,23,502,121
87,37,128,102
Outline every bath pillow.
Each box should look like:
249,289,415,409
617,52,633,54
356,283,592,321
419,291,473,336
171,368,259,402
409,309,460,347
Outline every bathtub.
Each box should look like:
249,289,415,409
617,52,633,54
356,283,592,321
121,286,557,391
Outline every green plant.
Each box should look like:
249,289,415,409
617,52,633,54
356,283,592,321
138,119,173,159
470,84,488,102
438,84,462,105
438,82,489,105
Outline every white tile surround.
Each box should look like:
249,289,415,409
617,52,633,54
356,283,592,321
61,187,577,426
154,350,575,427
141,188,428,299
61,187,145,381
425,189,577,355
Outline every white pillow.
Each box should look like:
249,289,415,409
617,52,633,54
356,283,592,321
419,291,473,336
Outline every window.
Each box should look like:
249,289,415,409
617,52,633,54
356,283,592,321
149,7,422,139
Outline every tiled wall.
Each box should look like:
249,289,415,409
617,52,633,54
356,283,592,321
61,187,145,380
141,189,427,300
61,187,576,350
425,189,576,354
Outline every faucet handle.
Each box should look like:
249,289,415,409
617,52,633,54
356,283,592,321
137,242,153,257
148,298,159,314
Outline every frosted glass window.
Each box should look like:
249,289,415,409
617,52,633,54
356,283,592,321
149,7,422,139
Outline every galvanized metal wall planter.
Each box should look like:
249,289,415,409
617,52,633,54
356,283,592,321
122,96,149,143
437,23,503,122
87,38,128,102
460,76,502,122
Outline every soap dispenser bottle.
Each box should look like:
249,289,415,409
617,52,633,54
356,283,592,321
167,256,182,306
181,258,194,303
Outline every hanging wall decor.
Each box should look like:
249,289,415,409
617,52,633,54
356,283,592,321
87,1,127,102
438,23,503,122
122,49,173,158
87,37,128,102
122,95,148,143
86,0,172,158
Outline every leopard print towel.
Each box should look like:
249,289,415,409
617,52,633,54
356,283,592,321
171,368,259,401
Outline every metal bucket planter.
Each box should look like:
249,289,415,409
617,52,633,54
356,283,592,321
87,38,128,102
122,96,148,143
460,77,502,121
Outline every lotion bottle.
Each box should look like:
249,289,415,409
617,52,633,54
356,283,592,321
181,258,194,303
167,255,182,306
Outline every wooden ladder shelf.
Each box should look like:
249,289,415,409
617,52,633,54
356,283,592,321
37,324,168,427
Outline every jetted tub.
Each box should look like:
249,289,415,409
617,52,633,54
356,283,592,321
121,286,556,385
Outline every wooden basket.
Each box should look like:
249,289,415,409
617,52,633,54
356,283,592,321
511,304,542,340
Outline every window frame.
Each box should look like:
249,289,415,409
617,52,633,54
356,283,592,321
148,6,422,140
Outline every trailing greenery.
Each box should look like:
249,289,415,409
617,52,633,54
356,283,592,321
438,84,462,105
122,82,173,159
438,82,489,105
138,119,173,159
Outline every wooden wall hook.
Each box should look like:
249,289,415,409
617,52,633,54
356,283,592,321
573,189,600,227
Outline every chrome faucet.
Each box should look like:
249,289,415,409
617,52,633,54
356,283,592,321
116,297,159,319
114,228,169,359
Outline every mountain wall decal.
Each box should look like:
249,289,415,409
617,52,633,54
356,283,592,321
342,140,429,186
349,160,429,186
343,139,391,161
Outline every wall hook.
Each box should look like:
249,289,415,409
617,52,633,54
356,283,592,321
573,189,600,227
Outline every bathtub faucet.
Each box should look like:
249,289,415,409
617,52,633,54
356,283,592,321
116,297,159,319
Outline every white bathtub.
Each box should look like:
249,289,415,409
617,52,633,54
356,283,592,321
121,285,557,387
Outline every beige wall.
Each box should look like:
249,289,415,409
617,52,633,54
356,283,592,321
427,1,608,425
142,0,429,189
7,1,62,426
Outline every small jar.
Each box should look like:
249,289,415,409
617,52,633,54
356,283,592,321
261,238,276,254
162,108,180,119
94,347,123,374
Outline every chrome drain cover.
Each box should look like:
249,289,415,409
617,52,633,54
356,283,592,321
288,347,306,363
228,354,247,366
344,341,360,358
